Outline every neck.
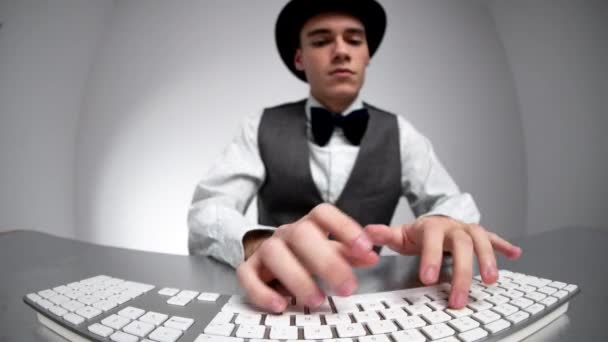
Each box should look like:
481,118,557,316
311,92,358,113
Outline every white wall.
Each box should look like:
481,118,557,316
0,0,113,236
489,0,608,234
75,0,526,255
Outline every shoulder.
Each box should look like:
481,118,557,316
263,98,307,112
363,102,427,142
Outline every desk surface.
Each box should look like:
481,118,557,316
1,227,606,341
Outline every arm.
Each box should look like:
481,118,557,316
397,116,480,223
187,111,274,268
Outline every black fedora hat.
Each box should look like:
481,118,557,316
275,0,387,82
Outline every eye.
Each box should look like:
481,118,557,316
311,39,329,47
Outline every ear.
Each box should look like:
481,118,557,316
294,49,304,71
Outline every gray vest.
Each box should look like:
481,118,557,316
257,99,402,229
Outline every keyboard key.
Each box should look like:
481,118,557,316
422,310,452,324
564,284,578,293
525,292,547,302
506,310,530,324
264,314,291,326
485,318,511,333
110,331,138,342
510,297,534,309
335,323,367,338
194,335,243,342
352,311,381,323
75,306,102,319
101,314,131,330
492,303,519,317
392,328,426,342
123,320,155,337
458,327,488,342
235,324,266,339
49,305,68,316
448,316,480,332
472,310,501,324
421,323,455,340
395,315,427,329
525,303,545,315
167,295,192,306
359,334,392,342
380,307,408,320
26,293,42,303
61,300,85,312
118,306,145,320
446,307,474,318
204,323,235,337
164,316,194,331
88,323,113,337
540,296,558,307
63,312,85,325
468,300,493,312
269,326,298,340
303,325,333,339
158,288,180,296
140,311,169,325
234,313,262,325
295,314,322,326
197,292,220,302
360,301,385,311
404,303,432,315
148,326,183,342
367,319,399,334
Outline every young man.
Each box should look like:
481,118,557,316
188,0,521,313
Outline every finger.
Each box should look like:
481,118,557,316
467,224,498,284
332,240,379,267
287,219,359,297
488,232,522,259
364,224,404,251
305,203,373,256
236,256,289,313
447,229,474,309
419,226,445,285
258,237,326,308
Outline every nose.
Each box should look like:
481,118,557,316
332,37,350,63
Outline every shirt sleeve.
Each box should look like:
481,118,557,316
187,110,275,268
397,116,481,224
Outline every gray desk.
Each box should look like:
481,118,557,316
0,227,606,341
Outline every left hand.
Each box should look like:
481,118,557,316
364,216,522,309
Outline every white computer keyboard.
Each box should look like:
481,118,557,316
23,270,579,342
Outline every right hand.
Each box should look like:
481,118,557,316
236,203,379,313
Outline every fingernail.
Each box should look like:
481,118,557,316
307,290,325,308
423,266,436,283
337,278,357,296
452,291,467,308
271,297,286,313
483,264,497,281
352,234,373,254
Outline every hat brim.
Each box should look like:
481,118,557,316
275,0,387,82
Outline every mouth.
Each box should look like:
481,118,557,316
329,68,355,77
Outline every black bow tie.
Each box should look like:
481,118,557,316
310,107,370,146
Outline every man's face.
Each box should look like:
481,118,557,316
295,13,370,102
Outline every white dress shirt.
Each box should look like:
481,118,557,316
188,95,480,268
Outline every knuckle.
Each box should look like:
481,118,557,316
258,237,282,259
310,203,328,219
452,230,473,248
289,222,312,242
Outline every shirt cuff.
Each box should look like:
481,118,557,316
419,193,481,224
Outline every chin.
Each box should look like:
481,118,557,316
327,84,360,99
